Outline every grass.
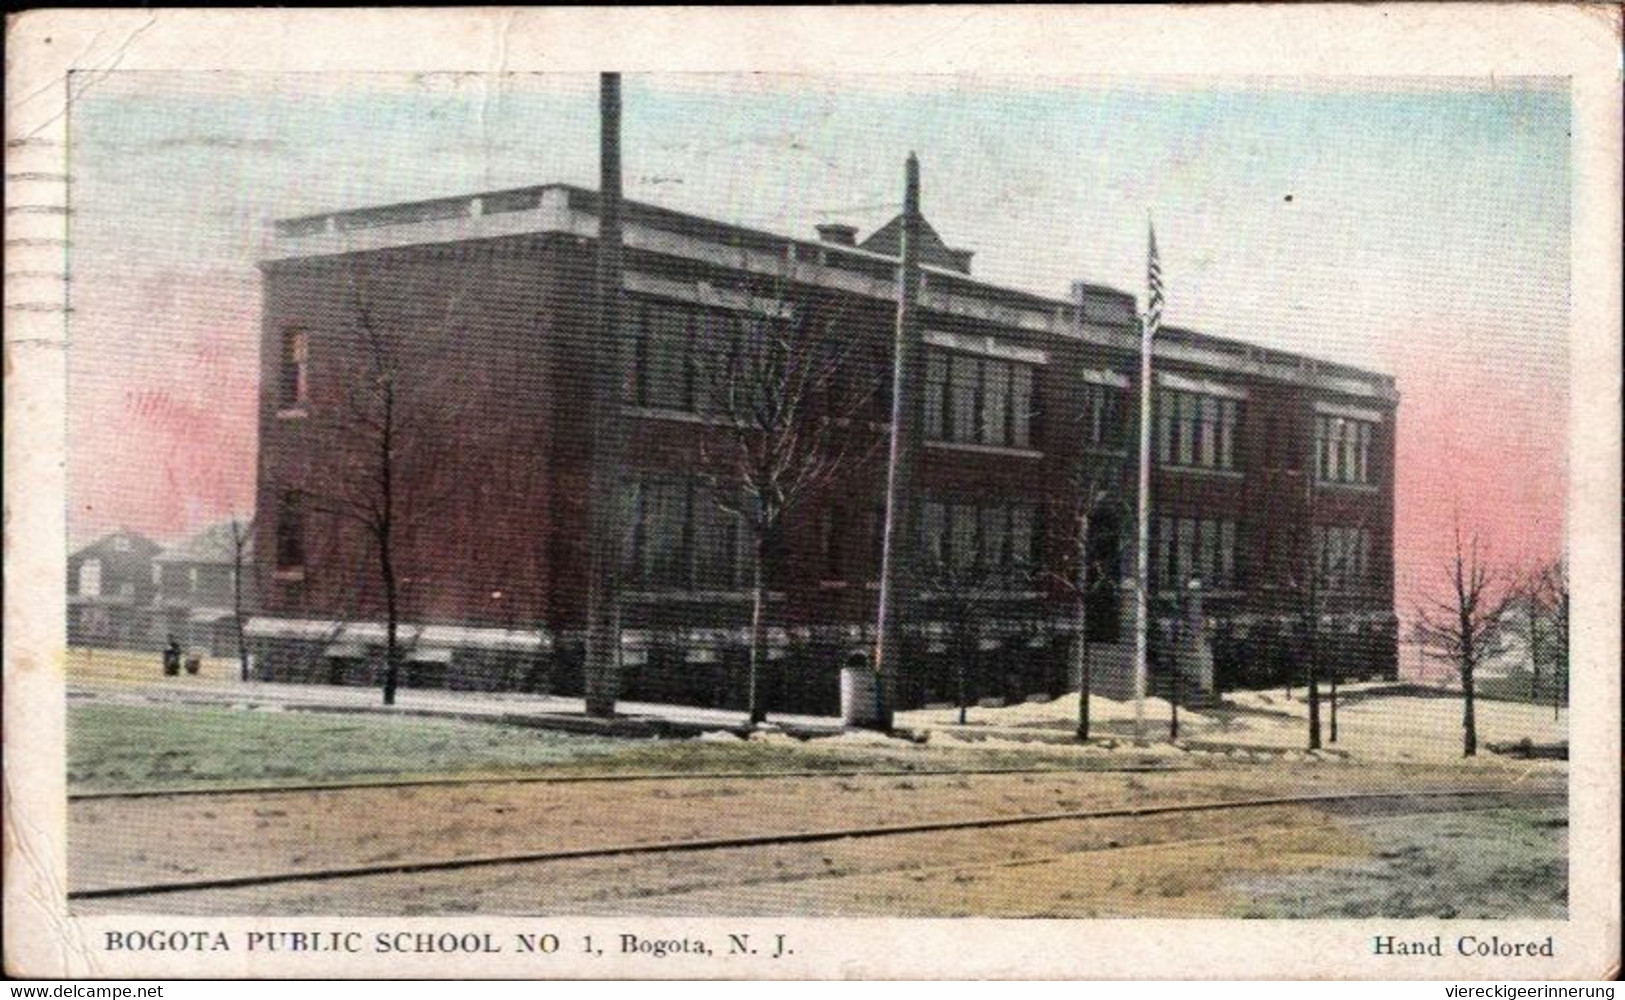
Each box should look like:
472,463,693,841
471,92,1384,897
1232,805,1568,919
66,702,1161,793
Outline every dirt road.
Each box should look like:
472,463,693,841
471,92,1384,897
70,761,1564,916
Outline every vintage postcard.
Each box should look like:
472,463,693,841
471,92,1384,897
4,6,1620,981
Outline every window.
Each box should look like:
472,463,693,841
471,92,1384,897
1314,525,1372,589
78,558,102,597
872,343,894,420
279,328,309,409
645,479,689,585
1220,399,1237,468
1011,366,1036,448
1083,382,1124,449
625,475,750,590
1176,517,1195,585
926,347,1038,449
639,302,693,410
980,504,1009,571
921,498,1040,586
694,310,742,413
1157,392,1175,466
950,503,979,571
949,354,979,444
1155,515,1239,589
1009,504,1036,571
1315,413,1376,485
275,491,305,572
920,500,947,569
924,354,948,439
982,359,1010,446
632,300,820,418
694,489,746,588
1157,388,1240,470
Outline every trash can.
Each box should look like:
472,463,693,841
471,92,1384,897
840,654,883,729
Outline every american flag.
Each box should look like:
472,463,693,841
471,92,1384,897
1145,220,1164,340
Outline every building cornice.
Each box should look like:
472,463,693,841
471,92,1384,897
264,185,1399,403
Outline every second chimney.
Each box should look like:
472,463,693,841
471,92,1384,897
815,222,859,246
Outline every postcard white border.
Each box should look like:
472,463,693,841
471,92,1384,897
4,5,1620,980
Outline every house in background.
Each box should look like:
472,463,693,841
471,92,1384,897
66,529,162,649
154,520,253,657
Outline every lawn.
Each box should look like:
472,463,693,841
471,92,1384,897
1232,804,1568,918
66,702,1164,793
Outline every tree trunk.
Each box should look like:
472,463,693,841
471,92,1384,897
1305,624,1321,750
381,543,400,707
1073,514,1092,741
1329,671,1338,743
1073,597,1091,741
1527,601,1541,703
1462,662,1477,757
377,377,401,707
746,533,769,725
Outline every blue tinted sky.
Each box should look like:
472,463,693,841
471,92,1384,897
68,72,1571,603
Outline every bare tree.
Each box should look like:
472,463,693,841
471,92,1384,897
1414,526,1515,757
1048,386,1128,741
1280,476,1372,749
694,299,876,724
1531,558,1570,720
918,503,1038,725
292,263,464,707
227,514,254,682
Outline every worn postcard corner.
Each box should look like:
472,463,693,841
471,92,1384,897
4,4,1621,982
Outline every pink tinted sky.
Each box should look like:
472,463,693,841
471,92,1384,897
67,74,1569,618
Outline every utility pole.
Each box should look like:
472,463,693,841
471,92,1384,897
868,153,925,731
583,72,626,717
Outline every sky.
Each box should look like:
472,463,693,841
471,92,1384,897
66,72,1571,617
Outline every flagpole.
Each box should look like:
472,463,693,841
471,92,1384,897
1134,220,1160,744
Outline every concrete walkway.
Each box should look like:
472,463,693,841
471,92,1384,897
68,674,849,739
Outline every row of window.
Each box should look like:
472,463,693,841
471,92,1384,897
624,478,753,590
923,351,1037,449
1311,525,1374,589
270,485,1379,596
1157,389,1241,471
919,500,1039,584
631,300,753,413
74,560,140,600
1314,414,1375,486
276,321,1380,489
1154,516,1239,590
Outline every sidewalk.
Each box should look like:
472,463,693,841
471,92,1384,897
68,674,849,739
